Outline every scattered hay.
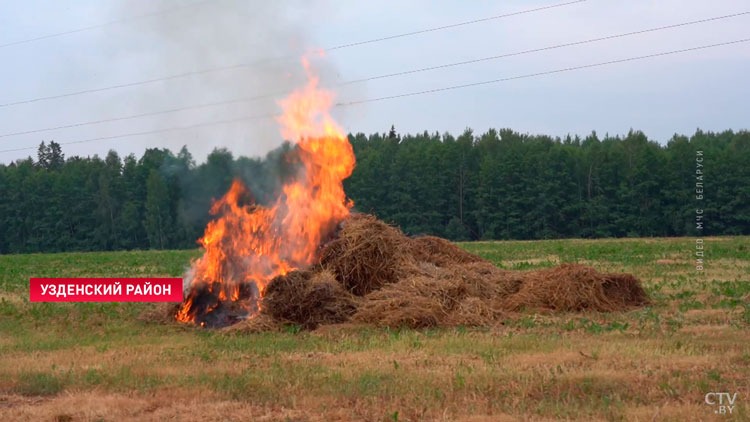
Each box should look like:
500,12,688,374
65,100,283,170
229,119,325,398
353,276,447,328
444,297,504,327
319,214,415,295
352,261,646,328
261,269,358,329
441,262,524,299
602,273,651,308
222,313,281,334
410,235,488,267
352,265,515,328
354,274,509,328
501,263,649,312
139,303,180,324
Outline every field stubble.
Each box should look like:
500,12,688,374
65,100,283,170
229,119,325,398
0,237,748,421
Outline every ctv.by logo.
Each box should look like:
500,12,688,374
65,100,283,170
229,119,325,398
705,392,738,415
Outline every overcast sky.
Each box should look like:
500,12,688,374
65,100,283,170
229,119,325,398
0,0,748,164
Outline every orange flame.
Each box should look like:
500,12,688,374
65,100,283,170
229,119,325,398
176,63,354,325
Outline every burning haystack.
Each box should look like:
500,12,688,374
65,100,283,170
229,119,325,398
175,60,355,328
221,214,649,332
171,61,648,331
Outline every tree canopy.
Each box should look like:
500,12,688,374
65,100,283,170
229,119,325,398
0,128,747,254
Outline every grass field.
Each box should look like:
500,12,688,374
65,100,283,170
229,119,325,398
1,237,748,421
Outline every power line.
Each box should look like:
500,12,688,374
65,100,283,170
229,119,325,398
0,0,214,50
324,0,586,51
2,37,746,155
0,0,585,109
339,11,750,85
336,38,750,106
2,11,745,140
0,92,284,139
0,62,280,109
0,113,277,154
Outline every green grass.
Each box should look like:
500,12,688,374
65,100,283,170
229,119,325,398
13,371,66,396
0,237,748,421
0,249,200,293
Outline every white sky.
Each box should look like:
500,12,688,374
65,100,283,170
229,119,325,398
0,0,748,164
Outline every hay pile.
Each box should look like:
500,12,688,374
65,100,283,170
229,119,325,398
228,214,649,331
318,214,414,295
261,269,358,329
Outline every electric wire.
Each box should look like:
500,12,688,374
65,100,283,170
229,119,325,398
336,38,750,106
0,0,214,50
0,0,586,109
2,37,746,154
1,11,745,140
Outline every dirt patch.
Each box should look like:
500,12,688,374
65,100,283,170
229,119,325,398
226,214,648,331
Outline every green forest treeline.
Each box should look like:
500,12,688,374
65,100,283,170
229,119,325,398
0,128,747,253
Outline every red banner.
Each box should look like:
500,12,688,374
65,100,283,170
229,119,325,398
30,278,183,302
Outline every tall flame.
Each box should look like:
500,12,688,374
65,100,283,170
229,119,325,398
176,62,355,326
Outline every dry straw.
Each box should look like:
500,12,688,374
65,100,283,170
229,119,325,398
225,214,649,331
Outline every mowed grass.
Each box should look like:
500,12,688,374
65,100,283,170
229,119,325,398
0,237,748,421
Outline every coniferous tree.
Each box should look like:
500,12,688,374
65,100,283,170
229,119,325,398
1,128,747,252
144,170,171,249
